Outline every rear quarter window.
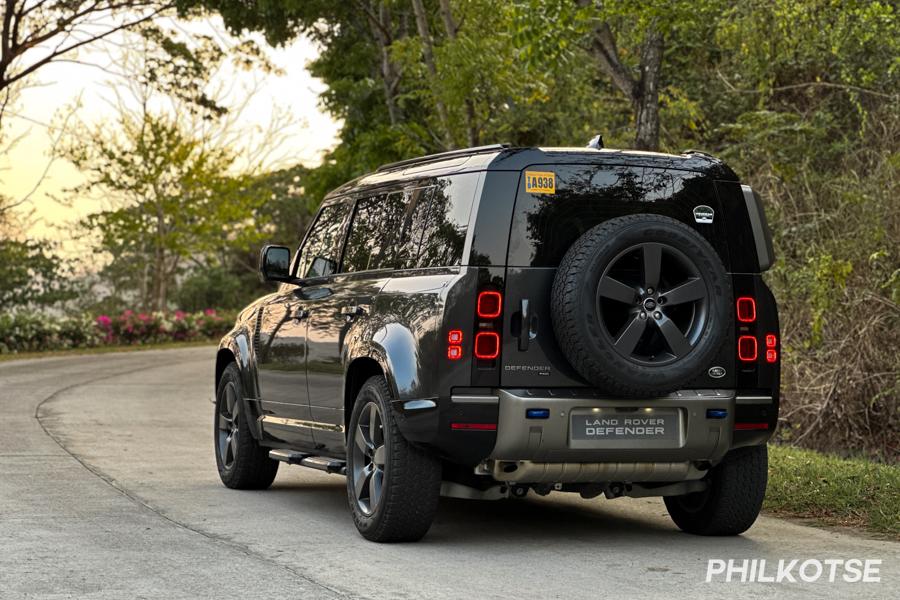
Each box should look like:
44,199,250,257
399,173,479,269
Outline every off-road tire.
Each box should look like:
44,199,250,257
551,214,731,396
664,445,768,535
346,376,442,543
214,362,279,489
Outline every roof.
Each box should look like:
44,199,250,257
325,145,738,200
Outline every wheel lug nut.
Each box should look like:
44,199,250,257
639,312,647,319
646,287,654,294
654,311,662,320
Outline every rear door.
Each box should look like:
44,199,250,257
304,191,407,453
501,164,732,389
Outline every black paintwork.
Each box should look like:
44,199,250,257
216,145,779,467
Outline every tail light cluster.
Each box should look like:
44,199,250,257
736,296,777,364
474,290,502,360
446,290,503,361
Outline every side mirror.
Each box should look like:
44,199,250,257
258,245,293,283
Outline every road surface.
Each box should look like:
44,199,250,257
1,347,896,599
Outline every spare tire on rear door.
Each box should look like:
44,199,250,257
551,214,731,397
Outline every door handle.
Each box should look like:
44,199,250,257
341,305,366,321
286,306,308,322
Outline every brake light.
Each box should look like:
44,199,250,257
448,329,463,344
447,345,463,360
738,335,757,362
736,297,756,322
477,291,502,318
474,331,500,359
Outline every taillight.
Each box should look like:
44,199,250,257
736,297,756,322
474,331,500,360
477,291,502,318
473,289,502,363
765,333,778,363
738,335,757,362
447,329,463,360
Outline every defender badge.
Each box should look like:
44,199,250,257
708,366,726,378
693,205,714,224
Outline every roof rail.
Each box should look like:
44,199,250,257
376,143,509,172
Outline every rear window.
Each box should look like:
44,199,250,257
506,164,730,269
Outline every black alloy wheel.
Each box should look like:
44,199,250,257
217,378,241,470
214,362,278,489
597,242,709,365
350,401,386,516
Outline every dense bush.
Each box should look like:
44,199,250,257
0,309,235,354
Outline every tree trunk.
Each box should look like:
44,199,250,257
437,0,478,147
154,202,166,311
634,29,663,150
411,0,453,148
366,1,403,126
583,13,664,151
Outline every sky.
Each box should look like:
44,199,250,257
1,15,341,246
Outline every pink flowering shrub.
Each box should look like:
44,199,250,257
1,309,235,354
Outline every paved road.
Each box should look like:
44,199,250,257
1,347,897,599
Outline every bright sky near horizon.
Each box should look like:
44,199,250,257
1,16,341,246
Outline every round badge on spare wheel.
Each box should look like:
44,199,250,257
551,214,732,397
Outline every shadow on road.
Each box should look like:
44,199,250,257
262,476,764,552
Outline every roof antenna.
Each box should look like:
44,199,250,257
586,134,604,149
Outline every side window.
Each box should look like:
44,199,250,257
416,174,477,268
295,202,351,278
342,192,407,273
395,186,434,270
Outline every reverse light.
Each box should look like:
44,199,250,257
447,345,463,360
474,331,500,360
736,297,757,322
477,291,503,319
738,335,757,362
448,329,463,344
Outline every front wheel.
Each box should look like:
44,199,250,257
346,376,441,542
214,362,279,489
664,445,768,535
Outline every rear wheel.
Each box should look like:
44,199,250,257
214,362,279,489
664,445,768,535
346,376,441,542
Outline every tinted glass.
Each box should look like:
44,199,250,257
342,192,407,273
506,164,729,268
414,173,477,268
395,186,434,270
295,202,351,278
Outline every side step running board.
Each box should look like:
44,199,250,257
269,449,347,475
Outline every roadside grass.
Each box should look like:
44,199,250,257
0,340,216,362
765,444,899,539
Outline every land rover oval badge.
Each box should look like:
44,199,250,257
693,205,714,224
708,366,726,378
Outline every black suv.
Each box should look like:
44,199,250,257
214,143,779,542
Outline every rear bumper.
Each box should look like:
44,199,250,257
393,388,777,468
491,389,735,463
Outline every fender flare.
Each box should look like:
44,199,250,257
216,328,263,439
344,321,425,403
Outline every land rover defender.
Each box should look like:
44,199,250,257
213,143,779,542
